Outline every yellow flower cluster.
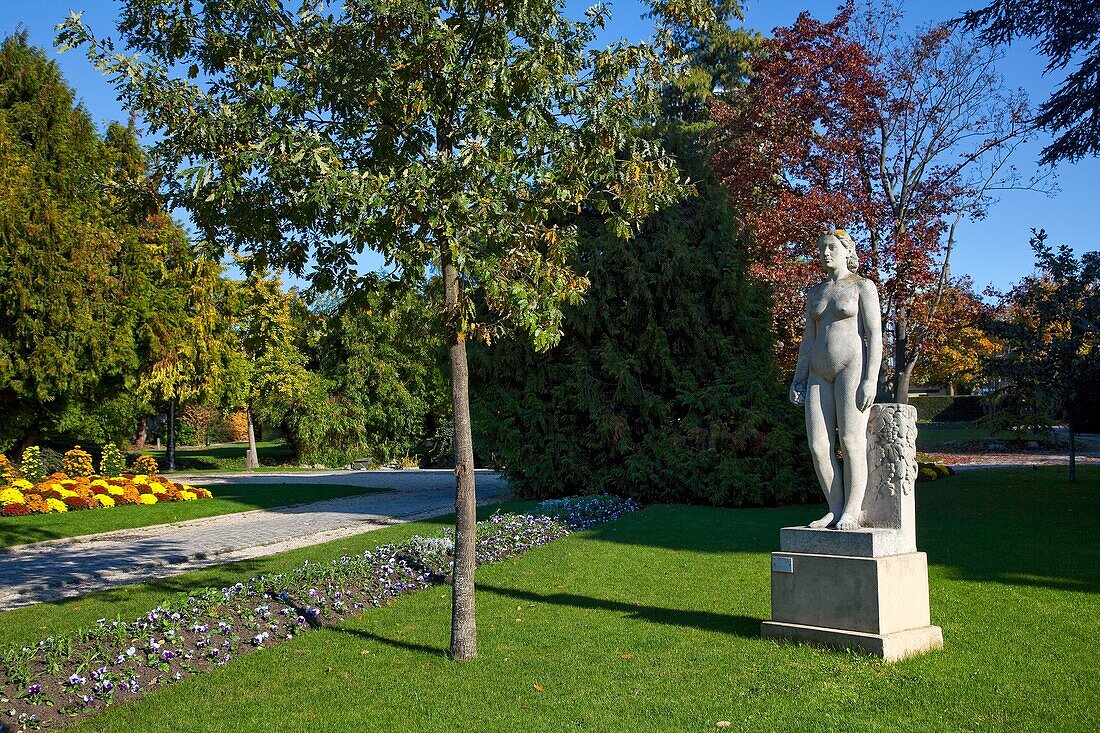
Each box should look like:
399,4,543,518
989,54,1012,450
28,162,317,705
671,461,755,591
62,447,94,478
0,471,213,517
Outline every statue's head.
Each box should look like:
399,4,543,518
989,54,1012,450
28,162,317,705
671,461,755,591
818,229,859,273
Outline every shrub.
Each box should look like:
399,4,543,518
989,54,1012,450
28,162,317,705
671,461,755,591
99,443,125,478
62,496,96,511
918,466,939,482
62,446,94,477
224,410,250,441
20,446,44,484
0,453,19,484
2,502,29,516
0,487,25,506
44,497,67,513
934,464,951,478
131,455,159,474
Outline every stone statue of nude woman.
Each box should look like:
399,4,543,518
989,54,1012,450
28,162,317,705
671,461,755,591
789,229,882,531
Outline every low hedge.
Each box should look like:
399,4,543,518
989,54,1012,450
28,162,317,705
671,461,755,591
911,395,985,423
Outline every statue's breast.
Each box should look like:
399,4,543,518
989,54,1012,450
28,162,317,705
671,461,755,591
832,289,859,318
811,283,858,320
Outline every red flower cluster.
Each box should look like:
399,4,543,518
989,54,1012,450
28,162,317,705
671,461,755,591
2,503,30,516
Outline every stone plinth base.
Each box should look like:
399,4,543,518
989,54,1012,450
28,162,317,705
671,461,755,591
763,549,942,661
761,621,943,662
780,526,915,557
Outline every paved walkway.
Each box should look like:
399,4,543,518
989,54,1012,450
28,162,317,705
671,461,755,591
0,470,509,611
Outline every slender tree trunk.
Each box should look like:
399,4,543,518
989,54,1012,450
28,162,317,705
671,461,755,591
245,408,259,470
896,356,917,407
135,416,149,450
166,398,177,472
442,249,478,661
893,305,910,404
1067,404,1077,484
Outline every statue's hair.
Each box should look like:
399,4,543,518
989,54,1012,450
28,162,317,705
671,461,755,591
820,228,859,273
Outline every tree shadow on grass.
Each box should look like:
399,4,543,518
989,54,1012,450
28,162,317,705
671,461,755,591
576,467,1100,595
479,583,763,639
332,626,448,657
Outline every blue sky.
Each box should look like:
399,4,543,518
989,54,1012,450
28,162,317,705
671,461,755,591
2,0,1096,291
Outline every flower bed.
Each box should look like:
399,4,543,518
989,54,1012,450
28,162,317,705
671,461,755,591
0,474,213,517
0,495,638,731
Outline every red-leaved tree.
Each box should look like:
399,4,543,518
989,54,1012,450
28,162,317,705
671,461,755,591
712,1,1044,399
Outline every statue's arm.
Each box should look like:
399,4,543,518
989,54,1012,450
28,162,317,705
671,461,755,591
790,294,816,404
857,279,882,410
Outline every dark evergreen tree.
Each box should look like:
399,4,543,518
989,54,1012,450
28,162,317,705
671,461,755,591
0,32,196,451
471,3,814,506
960,0,1100,164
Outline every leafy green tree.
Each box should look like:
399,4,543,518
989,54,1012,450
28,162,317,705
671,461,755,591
61,0,699,659
138,246,241,470
983,230,1100,482
231,266,317,468
316,280,449,465
473,1,812,506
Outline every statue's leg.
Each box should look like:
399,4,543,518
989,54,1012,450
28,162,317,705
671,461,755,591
834,365,870,530
805,374,843,528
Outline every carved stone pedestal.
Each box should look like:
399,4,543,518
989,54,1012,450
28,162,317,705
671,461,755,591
761,404,943,661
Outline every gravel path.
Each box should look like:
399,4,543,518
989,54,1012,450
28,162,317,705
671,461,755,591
0,470,510,611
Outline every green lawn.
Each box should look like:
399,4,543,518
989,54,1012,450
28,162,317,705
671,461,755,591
4,468,1098,732
133,440,299,473
915,420,1051,449
0,482,389,548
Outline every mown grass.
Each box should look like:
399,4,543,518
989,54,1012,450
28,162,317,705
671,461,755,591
132,441,298,473
916,423,1054,451
5,468,1099,732
0,482,389,548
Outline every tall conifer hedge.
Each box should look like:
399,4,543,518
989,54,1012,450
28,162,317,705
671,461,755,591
472,127,815,506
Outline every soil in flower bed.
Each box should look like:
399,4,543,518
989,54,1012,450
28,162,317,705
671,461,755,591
0,496,638,731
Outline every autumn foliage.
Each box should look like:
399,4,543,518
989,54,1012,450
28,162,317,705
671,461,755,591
710,7,884,367
711,2,1034,396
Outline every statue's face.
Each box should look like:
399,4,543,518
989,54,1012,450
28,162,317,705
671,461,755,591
818,235,847,270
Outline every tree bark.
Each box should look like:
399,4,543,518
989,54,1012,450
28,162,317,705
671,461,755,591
892,305,911,404
1067,404,1077,484
246,409,259,470
442,248,478,662
135,415,149,450
166,399,177,472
